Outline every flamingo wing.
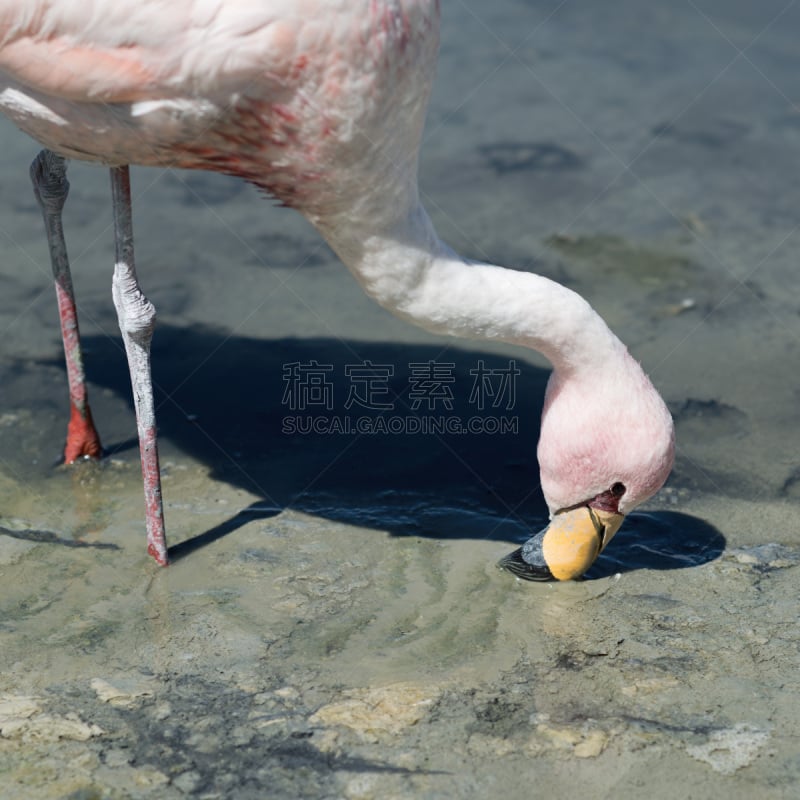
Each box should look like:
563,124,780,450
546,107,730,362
0,0,320,102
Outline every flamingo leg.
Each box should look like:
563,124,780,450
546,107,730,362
30,150,103,462
109,166,168,566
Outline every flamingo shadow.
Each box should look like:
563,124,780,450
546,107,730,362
26,322,725,575
586,510,726,579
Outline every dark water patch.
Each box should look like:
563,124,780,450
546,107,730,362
469,693,529,737
621,714,715,738
780,466,800,498
553,649,613,672
671,397,749,440
479,141,584,175
651,118,751,150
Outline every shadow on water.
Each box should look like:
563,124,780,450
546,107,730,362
0,525,120,550
15,322,724,575
498,511,726,581
585,511,726,579
27,323,549,545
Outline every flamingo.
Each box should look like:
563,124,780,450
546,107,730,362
0,0,674,578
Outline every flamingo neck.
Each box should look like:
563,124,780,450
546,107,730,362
316,202,626,376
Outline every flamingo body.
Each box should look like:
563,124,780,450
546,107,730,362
1,0,436,219
0,0,675,577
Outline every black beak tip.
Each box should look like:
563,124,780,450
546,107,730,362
498,548,555,582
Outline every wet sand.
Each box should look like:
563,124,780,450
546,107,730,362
2,1,800,797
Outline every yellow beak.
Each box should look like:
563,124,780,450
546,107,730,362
541,506,624,580
499,506,624,581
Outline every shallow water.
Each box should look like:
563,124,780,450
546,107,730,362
2,1,800,797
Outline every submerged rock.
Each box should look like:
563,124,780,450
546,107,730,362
686,723,771,775
727,544,800,571
309,683,440,740
0,694,103,743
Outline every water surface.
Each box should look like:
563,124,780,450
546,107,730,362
1,1,800,797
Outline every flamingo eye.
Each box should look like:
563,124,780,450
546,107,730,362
611,482,626,497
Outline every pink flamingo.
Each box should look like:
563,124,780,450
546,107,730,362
0,1,674,578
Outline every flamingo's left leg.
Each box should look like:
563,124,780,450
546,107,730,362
109,165,168,566
30,150,103,462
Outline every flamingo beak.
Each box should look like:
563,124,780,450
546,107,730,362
499,506,625,581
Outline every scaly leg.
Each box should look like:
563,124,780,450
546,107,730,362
30,150,103,462
109,166,168,566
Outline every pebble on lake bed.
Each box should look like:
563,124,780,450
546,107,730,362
530,717,610,759
309,683,440,739
90,677,156,708
0,694,103,743
686,723,770,775
727,544,799,570
467,720,610,760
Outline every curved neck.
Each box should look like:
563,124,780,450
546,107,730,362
316,202,626,376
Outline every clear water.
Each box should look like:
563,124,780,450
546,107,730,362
1,1,800,797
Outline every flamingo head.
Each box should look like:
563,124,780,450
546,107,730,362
500,349,674,581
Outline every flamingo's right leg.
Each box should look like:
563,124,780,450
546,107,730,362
30,150,103,462
109,165,168,566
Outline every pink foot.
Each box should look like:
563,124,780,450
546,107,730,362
64,402,103,463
